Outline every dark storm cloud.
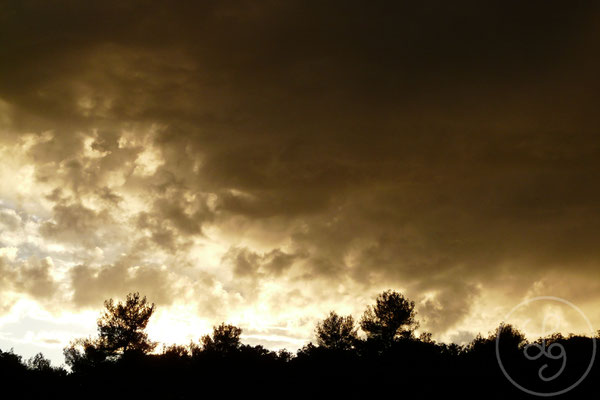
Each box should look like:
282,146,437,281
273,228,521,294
70,257,178,308
14,256,58,299
1,1,600,333
0,255,58,301
40,201,111,248
224,246,305,278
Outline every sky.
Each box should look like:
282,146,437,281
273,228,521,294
1,1,600,366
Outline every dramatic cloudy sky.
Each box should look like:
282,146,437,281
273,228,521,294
1,1,600,365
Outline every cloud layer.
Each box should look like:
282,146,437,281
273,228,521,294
1,1,600,358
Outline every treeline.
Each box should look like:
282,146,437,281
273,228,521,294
1,291,599,399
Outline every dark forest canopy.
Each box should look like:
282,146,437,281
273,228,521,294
1,291,599,399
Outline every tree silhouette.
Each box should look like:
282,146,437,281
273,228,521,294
201,323,243,353
161,343,190,358
0,347,26,379
26,352,52,372
96,292,157,357
64,292,156,370
315,311,358,351
63,337,108,371
360,290,418,348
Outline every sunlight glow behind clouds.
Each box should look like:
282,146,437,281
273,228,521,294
1,0,600,367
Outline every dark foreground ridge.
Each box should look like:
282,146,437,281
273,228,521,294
1,291,598,400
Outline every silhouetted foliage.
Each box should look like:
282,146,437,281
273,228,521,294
201,323,242,353
0,347,25,377
64,292,156,372
63,337,110,372
161,343,190,358
6,290,600,399
1,347,66,399
315,311,358,351
26,352,52,372
418,331,434,343
97,292,157,356
360,290,418,349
